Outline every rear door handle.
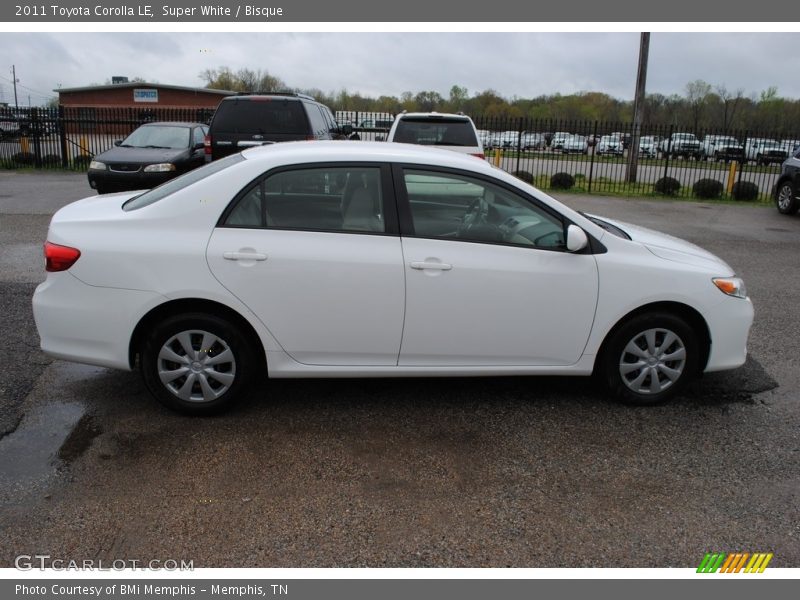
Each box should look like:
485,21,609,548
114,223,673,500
223,251,268,261
410,261,452,271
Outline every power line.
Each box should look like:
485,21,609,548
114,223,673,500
0,73,54,98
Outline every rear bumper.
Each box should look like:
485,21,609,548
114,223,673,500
33,272,164,371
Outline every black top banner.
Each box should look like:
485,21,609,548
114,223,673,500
0,0,792,22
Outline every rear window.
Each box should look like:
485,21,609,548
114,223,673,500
123,154,245,211
393,118,478,146
211,99,309,134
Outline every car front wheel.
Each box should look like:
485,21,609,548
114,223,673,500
600,312,699,406
140,312,256,415
776,180,800,215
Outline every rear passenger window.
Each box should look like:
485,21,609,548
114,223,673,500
304,103,327,138
223,167,385,233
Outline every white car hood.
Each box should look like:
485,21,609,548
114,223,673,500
588,214,735,274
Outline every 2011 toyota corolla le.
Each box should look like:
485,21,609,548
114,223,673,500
33,142,754,414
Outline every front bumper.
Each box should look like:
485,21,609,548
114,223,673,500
704,295,755,372
87,168,178,193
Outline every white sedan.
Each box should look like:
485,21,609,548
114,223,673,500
561,135,588,154
33,142,753,414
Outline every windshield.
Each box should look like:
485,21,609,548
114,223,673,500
121,125,191,149
123,153,245,211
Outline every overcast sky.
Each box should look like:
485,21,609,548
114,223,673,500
1,32,797,106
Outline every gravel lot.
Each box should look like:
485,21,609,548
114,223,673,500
0,171,798,568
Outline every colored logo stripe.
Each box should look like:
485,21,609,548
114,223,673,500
697,552,773,573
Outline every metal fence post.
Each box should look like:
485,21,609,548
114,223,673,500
737,130,748,191
515,117,522,175
31,108,42,168
663,124,674,183
58,105,68,168
588,121,598,194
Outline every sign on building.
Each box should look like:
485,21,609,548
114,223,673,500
133,88,158,103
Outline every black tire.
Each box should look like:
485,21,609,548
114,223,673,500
599,312,700,406
776,180,800,215
140,312,257,415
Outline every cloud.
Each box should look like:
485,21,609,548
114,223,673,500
0,32,797,106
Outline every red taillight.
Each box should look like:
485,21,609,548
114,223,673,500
471,153,485,159
44,242,81,272
204,134,211,155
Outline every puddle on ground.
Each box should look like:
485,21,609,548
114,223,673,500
686,356,779,405
0,401,100,502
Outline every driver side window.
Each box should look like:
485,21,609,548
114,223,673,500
402,169,565,249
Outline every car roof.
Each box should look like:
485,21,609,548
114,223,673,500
240,140,494,172
139,121,207,127
396,112,472,120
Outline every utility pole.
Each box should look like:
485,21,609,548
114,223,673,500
626,33,650,183
11,64,19,111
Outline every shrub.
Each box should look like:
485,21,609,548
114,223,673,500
654,176,681,196
731,181,759,202
72,154,92,169
692,178,724,199
512,170,534,184
12,152,35,166
550,172,575,190
42,154,62,167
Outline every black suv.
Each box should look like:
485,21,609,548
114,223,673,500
775,148,800,215
205,93,352,161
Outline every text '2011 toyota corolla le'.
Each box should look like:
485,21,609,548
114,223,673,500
33,142,753,414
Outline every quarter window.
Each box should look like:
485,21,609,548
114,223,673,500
403,169,565,249
224,166,385,233
304,103,327,138
192,127,206,146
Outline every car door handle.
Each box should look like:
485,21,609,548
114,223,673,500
223,251,268,261
410,261,452,271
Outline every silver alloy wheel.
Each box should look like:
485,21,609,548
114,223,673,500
777,183,794,211
618,328,686,395
157,329,236,403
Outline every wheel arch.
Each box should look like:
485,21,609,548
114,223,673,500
594,301,711,374
129,298,267,371
775,174,793,190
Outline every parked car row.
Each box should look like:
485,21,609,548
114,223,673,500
83,92,800,194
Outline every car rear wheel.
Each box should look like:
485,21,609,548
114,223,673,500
140,312,256,415
776,181,800,215
600,312,699,406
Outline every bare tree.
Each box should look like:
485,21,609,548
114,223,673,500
685,79,712,133
715,84,744,130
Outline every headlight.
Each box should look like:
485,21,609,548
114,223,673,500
89,160,106,170
713,277,747,299
143,163,176,173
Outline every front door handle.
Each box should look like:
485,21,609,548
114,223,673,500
223,251,268,261
410,261,452,271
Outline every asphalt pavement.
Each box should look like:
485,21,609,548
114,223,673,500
0,170,798,568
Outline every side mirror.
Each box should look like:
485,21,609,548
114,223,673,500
566,224,589,252
113,140,122,147
338,124,353,136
